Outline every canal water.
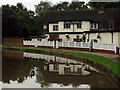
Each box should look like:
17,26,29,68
2,50,116,88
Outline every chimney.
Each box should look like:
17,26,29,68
99,4,104,14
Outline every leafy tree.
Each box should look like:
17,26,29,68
88,1,120,9
35,1,51,16
69,2,85,10
51,2,70,11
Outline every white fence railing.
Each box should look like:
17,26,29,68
57,42,90,48
24,52,78,63
93,43,116,51
23,41,54,47
23,41,116,53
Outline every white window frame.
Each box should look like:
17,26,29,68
77,22,82,29
53,25,58,31
64,23,71,29
90,23,98,29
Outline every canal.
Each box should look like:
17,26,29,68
2,50,116,88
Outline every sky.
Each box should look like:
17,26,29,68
0,0,89,11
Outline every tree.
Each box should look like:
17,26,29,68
69,2,85,10
2,3,35,38
51,2,69,11
35,1,51,16
88,1,120,9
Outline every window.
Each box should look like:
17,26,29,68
77,68,82,74
64,67,71,73
64,24,70,29
94,23,97,29
91,23,94,29
77,22,82,28
53,25,58,31
91,23,98,29
53,64,59,70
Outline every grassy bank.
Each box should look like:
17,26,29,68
2,46,120,77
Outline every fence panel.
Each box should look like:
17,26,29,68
93,43,116,51
23,41,116,53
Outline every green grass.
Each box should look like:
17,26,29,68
115,57,120,62
2,45,120,77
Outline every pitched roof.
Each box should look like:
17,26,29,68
43,8,120,24
38,8,120,35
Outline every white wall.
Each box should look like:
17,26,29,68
118,32,120,46
49,21,91,33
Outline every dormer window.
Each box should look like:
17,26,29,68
53,25,58,31
91,23,98,29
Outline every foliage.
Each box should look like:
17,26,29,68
35,1,51,16
2,1,120,38
88,2,120,9
2,3,36,38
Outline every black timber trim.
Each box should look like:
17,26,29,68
48,20,99,24
85,30,120,33
46,32,84,34
46,30,120,34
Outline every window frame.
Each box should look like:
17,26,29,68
77,22,82,29
53,25,58,31
64,23,71,29
90,23,98,29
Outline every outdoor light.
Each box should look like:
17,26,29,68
96,33,98,35
83,33,86,35
43,25,47,29
66,34,69,38
45,34,48,36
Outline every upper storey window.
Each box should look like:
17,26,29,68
64,21,71,29
64,23,71,29
53,25,58,31
77,22,82,29
91,23,98,29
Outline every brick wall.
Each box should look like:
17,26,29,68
2,38,23,46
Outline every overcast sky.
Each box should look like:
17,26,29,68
0,0,89,11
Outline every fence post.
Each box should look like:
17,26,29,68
81,42,83,47
114,44,117,54
56,41,58,49
35,41,37,47
53,41,55,48
68,41,70,47
74,42,76,47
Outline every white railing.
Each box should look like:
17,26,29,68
23,41,116,53
57,42,90,48
23,41,54,47
93,43,116,53
24,52,78,63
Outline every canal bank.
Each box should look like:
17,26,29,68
1,45,120,88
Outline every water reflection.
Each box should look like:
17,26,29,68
44,61,98,76
2,50,116,88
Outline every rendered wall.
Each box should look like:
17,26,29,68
49,21,91,33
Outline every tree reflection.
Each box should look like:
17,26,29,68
2,56,39,84
2,51,116,88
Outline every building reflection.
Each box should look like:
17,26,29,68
24,52,97,76
44,60,98,76
2,51,116,88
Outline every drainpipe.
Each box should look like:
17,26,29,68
73,24,75,32
88,33,90,42
111,32,113,43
